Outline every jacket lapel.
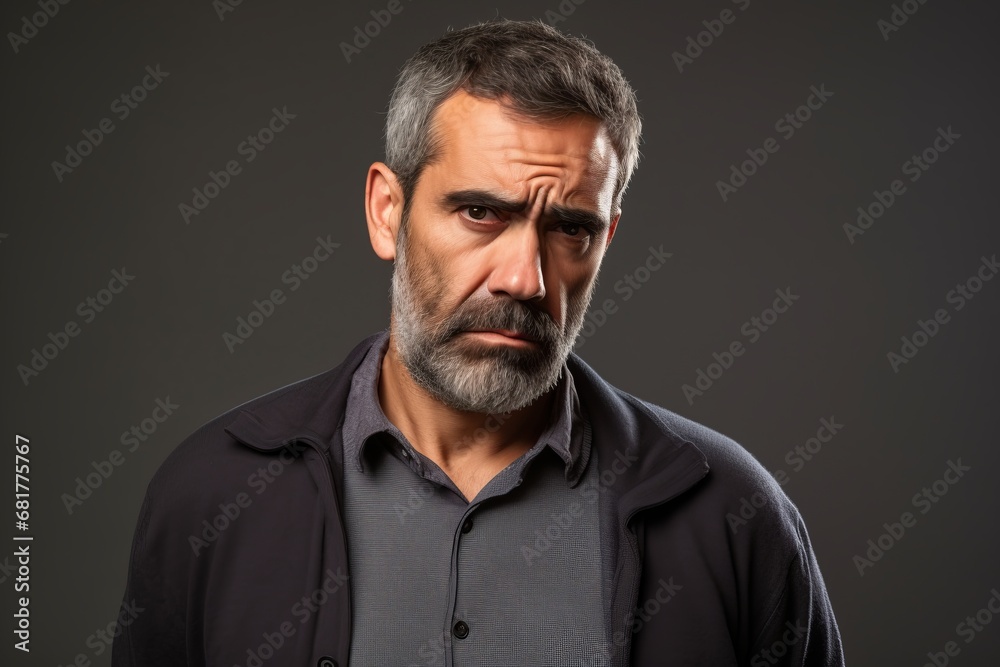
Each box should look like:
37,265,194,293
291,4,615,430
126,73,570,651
566,352,709,666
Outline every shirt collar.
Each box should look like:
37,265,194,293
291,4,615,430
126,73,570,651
340,328,590,486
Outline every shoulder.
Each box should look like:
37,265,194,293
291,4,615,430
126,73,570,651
567,352,803,547
628,392,805,551
145,403,257,503
137,332,379,530
140,374,322,531
641,398,783,496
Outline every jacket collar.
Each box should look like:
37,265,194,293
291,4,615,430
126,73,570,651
223,332,377,453
224,331,709,517
564,350,710,518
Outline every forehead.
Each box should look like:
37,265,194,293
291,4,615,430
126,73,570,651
424,90,618,208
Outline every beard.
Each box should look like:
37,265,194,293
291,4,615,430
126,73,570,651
389,216,597,414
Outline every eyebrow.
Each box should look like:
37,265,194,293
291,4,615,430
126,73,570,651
439,189,610,233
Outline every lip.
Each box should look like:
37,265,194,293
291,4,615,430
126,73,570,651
464,329,539,343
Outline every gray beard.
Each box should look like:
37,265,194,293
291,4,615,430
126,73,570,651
388,221,596,414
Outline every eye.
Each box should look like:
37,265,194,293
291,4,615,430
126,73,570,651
467,206,490,220
459,206,500,224
557,222,595,239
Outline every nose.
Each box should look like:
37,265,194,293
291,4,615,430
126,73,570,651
486,222,546,302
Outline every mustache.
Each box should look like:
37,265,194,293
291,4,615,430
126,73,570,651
444,297,558,343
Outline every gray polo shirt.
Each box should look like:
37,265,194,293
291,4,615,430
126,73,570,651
342,329,611,667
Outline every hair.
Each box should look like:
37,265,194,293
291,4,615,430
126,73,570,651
384,18,642,225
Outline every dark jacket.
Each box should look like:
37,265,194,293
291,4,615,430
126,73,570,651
112,332,845,667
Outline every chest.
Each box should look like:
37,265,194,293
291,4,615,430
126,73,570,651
342,445,613,666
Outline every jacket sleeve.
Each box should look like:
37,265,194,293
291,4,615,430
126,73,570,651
111,479,192,666
745,513,845,667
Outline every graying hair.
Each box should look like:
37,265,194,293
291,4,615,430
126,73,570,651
384,18,642,221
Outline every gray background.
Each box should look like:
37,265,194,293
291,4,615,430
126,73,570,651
2,0,999,664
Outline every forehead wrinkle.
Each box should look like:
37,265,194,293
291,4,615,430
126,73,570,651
516,162,608,214
431,93,618,218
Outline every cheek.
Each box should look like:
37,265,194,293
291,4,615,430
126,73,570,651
408,239,471,321
542,261,598,323
413,249,448,303
426,241,494,304
550,253,600,293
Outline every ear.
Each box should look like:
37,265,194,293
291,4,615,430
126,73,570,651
605,212,621,249
365,162,403,261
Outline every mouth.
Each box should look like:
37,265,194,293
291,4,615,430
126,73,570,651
463,329,540,345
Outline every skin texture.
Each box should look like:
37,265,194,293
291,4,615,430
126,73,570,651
364,90,621,501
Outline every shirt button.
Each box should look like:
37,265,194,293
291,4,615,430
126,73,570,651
453,620,470,639
461,517,474,534
400,448,410,459
317,659,338,667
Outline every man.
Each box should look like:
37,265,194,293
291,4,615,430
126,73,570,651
113,19,844,667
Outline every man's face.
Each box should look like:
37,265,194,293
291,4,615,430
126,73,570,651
389,90,620,414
